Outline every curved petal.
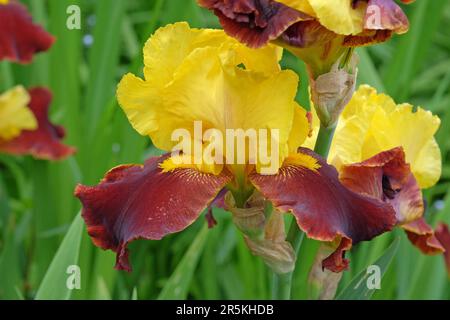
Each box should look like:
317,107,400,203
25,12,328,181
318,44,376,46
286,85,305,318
403,218,445,255
301,0,367,35
0,88,76,160
364,0,409,34
279,19,336,48
288,106,311,153
0,86,37,140
339,147,444,255
75,155,232,271
0,1,54,63
330,85,441,189
339,147,424,225
343,29,392,47
198,0,308,48
142,21,282,85
435,223,450,277
249,147,396,272
274,0,316,16
143,22,230,87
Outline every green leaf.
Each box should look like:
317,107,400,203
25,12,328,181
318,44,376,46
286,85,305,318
35,214,84,300
158,224,209,300
336,238,399,300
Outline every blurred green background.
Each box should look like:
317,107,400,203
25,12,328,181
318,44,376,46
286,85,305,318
0,0,449,300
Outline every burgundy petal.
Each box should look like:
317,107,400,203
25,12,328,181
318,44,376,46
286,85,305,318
249,148,396,272
198,0,309,48
435,223,450,277
364,0,409,34
0,1,55,64
339,147,424,225
75,156,232,271
403,218,445,255
338,147,445,255
280,20,336,49
0,87,76,160
343,29,392,47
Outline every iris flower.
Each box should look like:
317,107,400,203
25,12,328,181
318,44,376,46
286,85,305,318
303,85,446,264
75,23,396,273
0,0,54,64
0,86,76,160
198,0,413,127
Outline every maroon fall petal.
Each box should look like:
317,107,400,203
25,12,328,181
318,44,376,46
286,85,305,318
403,218,445,255
0,87,76,160
280,20,336,48
75,156,232,271
364,0,409,34
339,147,424,225
198,0,309,48
338,147,444,255
322,238,352,272
0,1,55,64
249,148,397,272
343,29,392,47
435,223,450,277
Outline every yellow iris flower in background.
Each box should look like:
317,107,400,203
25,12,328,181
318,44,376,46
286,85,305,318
329,85,441,189
305,85,444,255
0,86,37,141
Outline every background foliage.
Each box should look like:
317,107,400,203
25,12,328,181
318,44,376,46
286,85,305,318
0,0,449,300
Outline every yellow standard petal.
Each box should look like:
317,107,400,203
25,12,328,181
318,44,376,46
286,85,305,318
330,85,442,189
142,21,282,89
0,86,37,141
118,22,307,175
118,22,283,146
275,0,316,17
308,0,367,35
278,0,367,35
289,105,312,153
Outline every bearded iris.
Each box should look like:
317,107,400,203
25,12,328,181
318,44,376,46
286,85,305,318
74,23,397,273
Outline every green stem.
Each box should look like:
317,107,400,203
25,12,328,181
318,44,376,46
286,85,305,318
314,124,336,159
271,125,335,300
271,272,291,300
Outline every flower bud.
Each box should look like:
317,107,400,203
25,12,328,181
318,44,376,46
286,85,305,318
226,191,296,274
310,53,358,128
225,191,266,238
245,211,296,274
